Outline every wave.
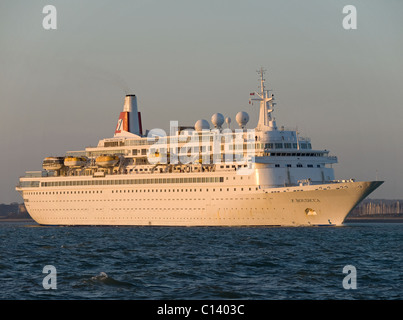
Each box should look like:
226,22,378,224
88,272,135,288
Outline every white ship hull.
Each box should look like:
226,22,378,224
20,180,382,226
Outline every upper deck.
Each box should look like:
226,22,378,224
18,69,338,187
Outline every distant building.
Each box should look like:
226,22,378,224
350,199,403,217
0,203,31,219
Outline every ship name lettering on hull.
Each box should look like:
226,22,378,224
291,199,320,203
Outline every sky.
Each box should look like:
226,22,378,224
1,0,402,203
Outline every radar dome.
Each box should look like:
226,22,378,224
194,119,210,131
225,117,231,128
236,111,249,128
211,113,225,128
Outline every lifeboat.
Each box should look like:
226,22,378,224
64,156,87,167
95,155,119,167
42,157,64,171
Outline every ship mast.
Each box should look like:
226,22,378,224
249,67,276,131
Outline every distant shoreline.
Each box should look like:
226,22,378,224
344,217,403,223
0,218,34,222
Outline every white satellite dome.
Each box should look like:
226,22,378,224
194,119,210,131
236,111,249,128
211,113,225,128
225,117,231,128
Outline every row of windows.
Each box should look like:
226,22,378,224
255,142,312,150
28,213,274,222
25,186,259,196
41,176,224,188
265,152,323,157
275,164,320,168
125,139,152,146
99,141,312,157
112,187,259,193
132,149,147,155
20,181,40,188
70,143,315,162
87,150,125,157
26,190,103,196
135,143,312,156
127,141,312,150
130,164,248,172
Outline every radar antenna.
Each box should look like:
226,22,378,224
249,67,277,131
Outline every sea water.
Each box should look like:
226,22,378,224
0,221,401,300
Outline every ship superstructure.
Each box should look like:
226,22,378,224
16,69,383,226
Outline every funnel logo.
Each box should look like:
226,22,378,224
116,119,123,132
115,112,129,134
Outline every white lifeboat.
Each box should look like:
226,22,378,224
95,155,119,167
64,156,87,167
42,157,64,171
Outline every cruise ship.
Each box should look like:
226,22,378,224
16,69,383,226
